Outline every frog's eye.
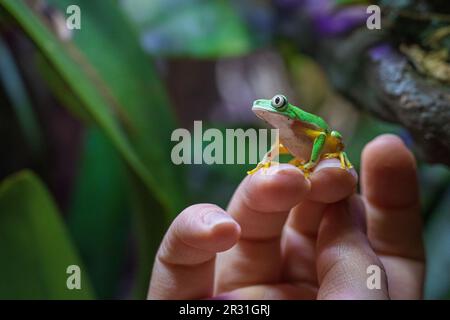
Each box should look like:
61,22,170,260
271,95,287,109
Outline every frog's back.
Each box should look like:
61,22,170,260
292,106,329,132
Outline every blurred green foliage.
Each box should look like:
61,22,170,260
0,0,448,300
68,128,130,299
121,0,256,57
0,37,42,154
0,171,92,299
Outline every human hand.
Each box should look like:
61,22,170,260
148,134,425,299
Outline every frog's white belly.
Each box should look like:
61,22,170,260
279,127,313,161
255,109,315,161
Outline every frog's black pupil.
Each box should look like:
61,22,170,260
275,97,280,104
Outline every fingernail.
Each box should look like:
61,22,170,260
265,164,302,176
313,159,358,180
203,211,234,226
314,159,341,172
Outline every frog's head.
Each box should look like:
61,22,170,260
252,95,296,124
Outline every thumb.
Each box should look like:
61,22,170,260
316,195,390,300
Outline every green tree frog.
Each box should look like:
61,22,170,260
248,94,352,176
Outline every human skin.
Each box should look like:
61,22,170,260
148,134,425,300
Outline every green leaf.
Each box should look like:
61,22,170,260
121,0,254,57
0,0,189,298
35,52,92,123
61,0,190,296
128,176,168,298
0,0,185,217
68,128,130,299
0,36,42,154
0,170,93,299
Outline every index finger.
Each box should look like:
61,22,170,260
215,164,310,294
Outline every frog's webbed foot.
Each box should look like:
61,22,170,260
323,152,353,169
296,161,316,178
289,158,313,177
247,161,273,175
323,152,340,160
248,143,289,175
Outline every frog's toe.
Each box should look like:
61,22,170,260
297,167,312,179
341,152,353,170
303,162,316,171
339,153,346,169
247,161,273,175
345,161,353,169
297,162,315,178
323,152,340,160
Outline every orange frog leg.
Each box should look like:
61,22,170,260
247,143,291,175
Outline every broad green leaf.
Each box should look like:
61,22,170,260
49,0,187,296
0,170,93,299
35,52,92,123
0,0,187,297
128,175,168,298
419,165,450,222
0,0,185,216
121,0,254,57
68,128,130,299
0,36,42,154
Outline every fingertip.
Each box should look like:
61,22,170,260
151,204,233,299
367,134,404,147
253,163,307,183
202,210,236,227
204,211,241,252
362,134,415,168
362,134,418,208
245,164,310,212
309,159,357,203
173,204,240,253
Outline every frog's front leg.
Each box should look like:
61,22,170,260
341,151,353,169
247,143,290,175
299,132,326,173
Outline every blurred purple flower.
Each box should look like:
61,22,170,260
314,6,369,36
275,0,370,37
369,44,394,61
